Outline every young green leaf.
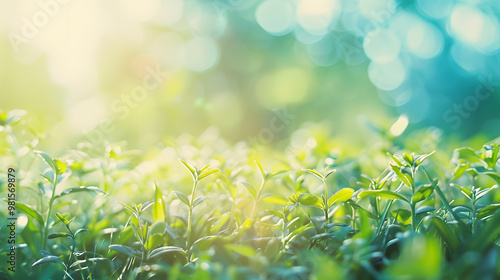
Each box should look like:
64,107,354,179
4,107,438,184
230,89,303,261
74,228,88,237
153,182,166,222
387,153,403,167
415,151,435,166
262,196,289,205
9,201,44,224
35,150,57,174
109,244,142,258
53,158,67,175
117,201,138,215
174,191,190,206
179,159,197,178
55,213,72,226
198,168,220,180
148,246,186,259
32,256,64,267
412,185,434,203
328,188,354,208
427,216,459,252
240,182,257,199
298,193,323,208
358,190,409,203
139,201,155,213
54,186,107,200
254,160,266,179
48,232,72,239
193,196,209,208
304,169,324,180
390,164,413,188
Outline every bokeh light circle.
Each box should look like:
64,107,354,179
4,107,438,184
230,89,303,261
406,20,444,59
417,0,453,19
256,0,295,36
363,28,400,63
368,58,406,91
449,4,498,53
296,0,341,34
185,37,219,72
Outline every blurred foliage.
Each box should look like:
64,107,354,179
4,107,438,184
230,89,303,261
1,0,500,152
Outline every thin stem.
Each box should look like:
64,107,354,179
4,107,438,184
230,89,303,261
187,179,199,248
323,178,329,225
42,173,58,250
251,179,266,221
410,168,417,232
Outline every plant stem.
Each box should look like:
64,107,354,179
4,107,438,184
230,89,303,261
410,168,416,232
323,179,329,225
42,173,58,250
187,179,199,248
251,179,266,221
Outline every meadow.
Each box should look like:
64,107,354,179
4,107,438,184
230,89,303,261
1,109,500,279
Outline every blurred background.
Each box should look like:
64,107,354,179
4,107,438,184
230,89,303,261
1,0,499,151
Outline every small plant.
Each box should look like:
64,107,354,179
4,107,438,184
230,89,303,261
32,213,107,279
301,167,354,229
175,159,219,248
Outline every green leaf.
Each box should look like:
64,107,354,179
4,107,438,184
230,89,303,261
358,190,409,204
412,185,434,203
298,193,323,208
240,182,257,199
32,256,64,267
198,168,220,180
145,233,164,251
285,224,313,243
48,232,72,239
328,188,354,208
193,196,209,208
452,163,470,180
139,201,155,213
416,206,435,215
10,201,44,224
255,160,266,179
53,158,67,175
325,169,336,178
390,164,413,188
117,201,137,214
262,196,289,205
55,213,73,226
477,185,497,200
153,182,166,223
179,159,196,178
415,151,435,166
428,216,459,252
35,151,57,174
453,147,486,166
74,228,88,237
54,186,107,200
403,153,414,166
391,209,412,225
148,246,186,259
224,244,256,257
478,203,500,220
304,169,324,180
387,153,403,167
174,191,190,206
452,184,471,199
483,144,499,169
109,244,141,258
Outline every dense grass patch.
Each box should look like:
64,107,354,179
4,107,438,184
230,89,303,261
1,111,500,280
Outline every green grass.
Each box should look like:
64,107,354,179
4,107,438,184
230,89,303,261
1,110,500,280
